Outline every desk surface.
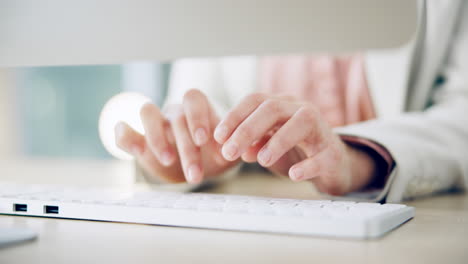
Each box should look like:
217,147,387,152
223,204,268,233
1,173,467,264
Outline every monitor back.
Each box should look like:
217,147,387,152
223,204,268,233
0,0,418,67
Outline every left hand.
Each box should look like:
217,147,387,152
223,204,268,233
213,93,377,195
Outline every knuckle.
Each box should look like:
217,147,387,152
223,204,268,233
186,115,202,129
147,133,165,152
277,94,296,101
184,105,202,122
263,99,281,113
183,90,207,125
235,126,254,141
300,105,318,124
246,92,267,104
300,106,323,145
271,135,290,152
183,88,203,103
224,112,239,125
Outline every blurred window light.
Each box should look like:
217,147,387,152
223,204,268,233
13,63,170,159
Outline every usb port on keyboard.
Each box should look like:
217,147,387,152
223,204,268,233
44,205,59,214
13,203,28,212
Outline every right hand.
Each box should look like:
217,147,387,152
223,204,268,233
114,89,238,184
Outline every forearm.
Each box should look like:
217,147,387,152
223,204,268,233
335,97,468,202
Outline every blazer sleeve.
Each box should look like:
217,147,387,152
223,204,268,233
335,9,468,203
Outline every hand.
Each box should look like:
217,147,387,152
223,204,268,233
115,89,237,184
213,93,377,195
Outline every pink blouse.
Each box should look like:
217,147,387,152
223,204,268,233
258,54,393,189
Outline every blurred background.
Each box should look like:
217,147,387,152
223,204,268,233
0,63,171,186
0,62,171,159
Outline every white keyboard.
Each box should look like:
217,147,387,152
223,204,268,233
0,183,414,239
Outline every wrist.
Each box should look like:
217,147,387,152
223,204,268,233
344,143,377,192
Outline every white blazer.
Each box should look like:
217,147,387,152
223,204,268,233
165,0,468,202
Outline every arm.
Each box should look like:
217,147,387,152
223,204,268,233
336,95,468,202
336,10,468,202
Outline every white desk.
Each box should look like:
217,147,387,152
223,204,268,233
1,173,467,264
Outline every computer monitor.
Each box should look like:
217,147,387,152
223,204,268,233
0,0,417,67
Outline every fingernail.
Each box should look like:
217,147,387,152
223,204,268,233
258,148,272,166
290,167,304,181
160,151,173,166
194,128,207,146
214,125,228,143
187,164,201,183
222,142,239,161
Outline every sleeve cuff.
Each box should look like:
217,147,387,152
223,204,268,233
340,135,395,191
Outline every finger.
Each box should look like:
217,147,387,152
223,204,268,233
221,99,297,161
183,89,211,146
161,104,177,145
214,94,297,145
241,136,270,163
214,92,267,144
171,108,204,184
115,121,145,156
257,106,324,167
207,103,228,166
288,144,346,195
140,103,175,166
165,124,176,145
115,122,185,183
288,151,325,182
